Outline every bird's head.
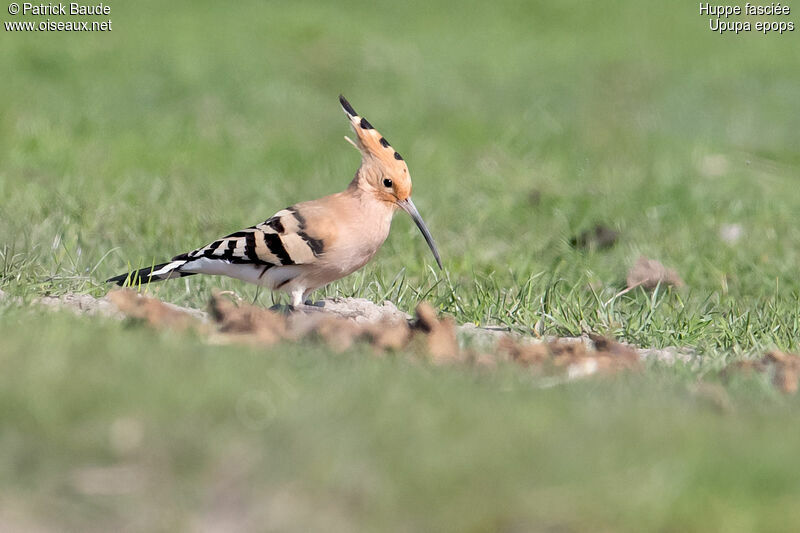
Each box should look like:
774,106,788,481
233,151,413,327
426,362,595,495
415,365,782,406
339,95,441,269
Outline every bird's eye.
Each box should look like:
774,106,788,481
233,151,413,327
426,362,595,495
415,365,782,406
383,178,393,188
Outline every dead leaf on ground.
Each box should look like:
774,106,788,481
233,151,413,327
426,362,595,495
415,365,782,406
626,256,684,290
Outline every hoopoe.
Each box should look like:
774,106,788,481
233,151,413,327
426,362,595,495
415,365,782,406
107,95,442,307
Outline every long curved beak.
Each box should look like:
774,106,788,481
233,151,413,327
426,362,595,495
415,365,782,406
397,198,443,270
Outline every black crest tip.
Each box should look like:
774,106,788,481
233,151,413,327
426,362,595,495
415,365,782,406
359,117,373,129
338,94,358,117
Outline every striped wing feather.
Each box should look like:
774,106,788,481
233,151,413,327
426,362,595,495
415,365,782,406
178,207,324,268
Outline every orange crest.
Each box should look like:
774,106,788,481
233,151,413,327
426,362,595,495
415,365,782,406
339,95,412,201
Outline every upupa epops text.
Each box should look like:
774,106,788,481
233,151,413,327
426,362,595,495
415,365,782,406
107,95,442,306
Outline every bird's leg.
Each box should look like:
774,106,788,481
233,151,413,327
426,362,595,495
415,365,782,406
270,289,322,314
282,287,322,313
290,288,304,308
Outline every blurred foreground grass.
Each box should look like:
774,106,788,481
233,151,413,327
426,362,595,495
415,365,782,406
2,0,800,530
3,309,800,532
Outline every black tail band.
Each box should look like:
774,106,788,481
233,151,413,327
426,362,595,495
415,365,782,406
106,262,195,286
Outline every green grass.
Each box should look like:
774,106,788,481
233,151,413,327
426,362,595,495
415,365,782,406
2,0,800,530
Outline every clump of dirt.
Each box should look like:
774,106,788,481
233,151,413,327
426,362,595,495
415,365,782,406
305,315,366,352
108,290,203,332
627,256,684,290
765,351,800,395
496,336,550,366
412,302,461,363
206,291,412,354
365,319,412,352
209,292,288,345
23,289,648,383
721,350,800,395
106,290,641,380
497,333,640,378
